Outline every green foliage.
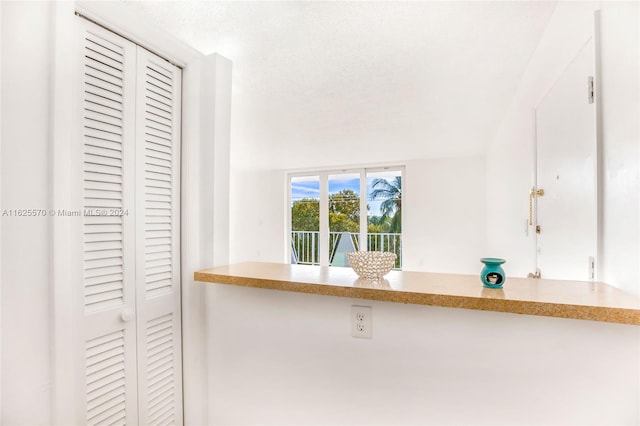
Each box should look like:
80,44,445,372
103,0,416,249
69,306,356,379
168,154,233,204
291,184,402,267
292,181,403,235
370,176,402,233
291,198,319,231
367,215,391,233
329,189,360,232
291,189,364,233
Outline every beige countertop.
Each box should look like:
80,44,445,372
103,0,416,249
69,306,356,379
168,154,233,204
194,262,640,325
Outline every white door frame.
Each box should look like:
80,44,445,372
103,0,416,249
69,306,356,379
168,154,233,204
594,10,603,282
0,2,3,421
50,2,218,424
531,11,602,281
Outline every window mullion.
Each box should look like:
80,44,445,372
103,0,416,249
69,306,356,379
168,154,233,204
319,173,329,266
359,169,367,252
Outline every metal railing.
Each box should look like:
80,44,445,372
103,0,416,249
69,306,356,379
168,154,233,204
291,231,319,266
291,231,402,268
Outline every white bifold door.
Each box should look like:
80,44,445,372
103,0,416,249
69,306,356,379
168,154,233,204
79,18,182,425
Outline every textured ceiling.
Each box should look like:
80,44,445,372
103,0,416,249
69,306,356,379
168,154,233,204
119,1,557,169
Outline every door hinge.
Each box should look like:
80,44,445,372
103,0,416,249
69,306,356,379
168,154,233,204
528,268,542,279
588,76,594,104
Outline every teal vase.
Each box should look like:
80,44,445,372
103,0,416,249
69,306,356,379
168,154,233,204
480,258,506,288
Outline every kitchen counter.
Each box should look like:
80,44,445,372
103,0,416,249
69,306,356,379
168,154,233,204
194,262,640,325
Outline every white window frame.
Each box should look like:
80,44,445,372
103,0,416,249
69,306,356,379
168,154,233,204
287,164,405,267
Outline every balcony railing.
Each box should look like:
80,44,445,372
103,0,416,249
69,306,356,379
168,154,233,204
291,231,402,269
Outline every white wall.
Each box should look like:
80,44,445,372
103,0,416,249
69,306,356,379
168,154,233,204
598,2,640,296
230,168,287,264
403,156,486,274
206,283,639,425
1,2,53,424
199,53,234,426
486,1,640,296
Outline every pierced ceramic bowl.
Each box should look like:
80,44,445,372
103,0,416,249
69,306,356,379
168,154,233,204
347,251,397,279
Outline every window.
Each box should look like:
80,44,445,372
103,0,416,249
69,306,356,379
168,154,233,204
289,167,403,269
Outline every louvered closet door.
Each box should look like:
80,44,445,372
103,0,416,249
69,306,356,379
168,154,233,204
135,47,183,425
81,20,139,426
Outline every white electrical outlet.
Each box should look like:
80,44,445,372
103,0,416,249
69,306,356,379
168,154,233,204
351,305,372,339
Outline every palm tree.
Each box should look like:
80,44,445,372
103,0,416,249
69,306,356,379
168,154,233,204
370,176,402,233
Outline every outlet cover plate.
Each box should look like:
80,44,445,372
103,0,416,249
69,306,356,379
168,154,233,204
351,305,372,339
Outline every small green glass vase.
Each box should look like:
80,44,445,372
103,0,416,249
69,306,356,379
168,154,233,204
480,258,506,289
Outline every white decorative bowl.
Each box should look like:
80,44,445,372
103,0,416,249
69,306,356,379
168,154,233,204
347,251,397,279
354,277,392,289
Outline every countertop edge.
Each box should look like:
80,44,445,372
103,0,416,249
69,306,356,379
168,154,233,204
193,268,640,326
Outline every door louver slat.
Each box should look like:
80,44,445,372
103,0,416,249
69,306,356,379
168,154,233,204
144,314,175,425
146,75,171,92
146,64,172,80
85,66,123,89
85,281,122,296
146,75,172,93
145,125,172,140
83,31,126,316
85,32,124,57
84,46,123,71
85,57,124,81
85,74,123,96
141,60,175,300
85,92,123,113
84,153,123,170
84,181,123,193
84,129,123,146
85,147,123,163
84,256,123,269
85,110,123,129
146,113,172,128
146,178,172,190
84,100,124,120
84,248,122,260
86,330,127,426
145,98,173,117
145,140,172,155
145,164,172,177
146,85,172,103
145,147,172,162
85,273,124,287
85,82,124,104
146,157,172,170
